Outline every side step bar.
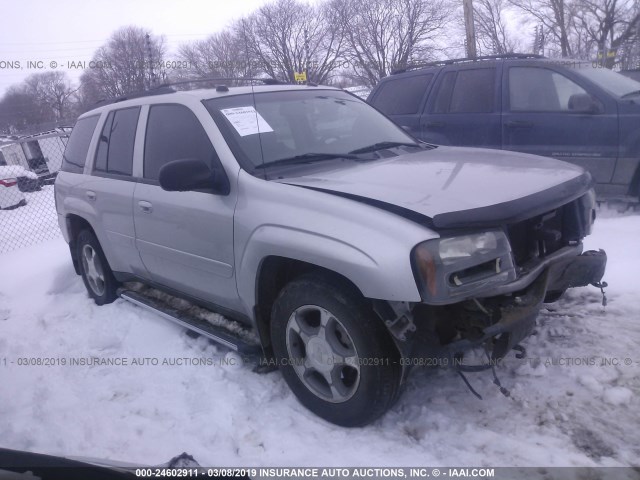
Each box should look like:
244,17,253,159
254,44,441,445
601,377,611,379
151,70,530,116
118,288,262,359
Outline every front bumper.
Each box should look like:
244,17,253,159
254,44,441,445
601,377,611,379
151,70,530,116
415,248,607,363
479,245,607,298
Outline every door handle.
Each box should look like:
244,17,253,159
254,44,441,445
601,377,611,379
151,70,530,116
138,200,153,213
505,120,533,128
425,121,445,128
86,191,96,201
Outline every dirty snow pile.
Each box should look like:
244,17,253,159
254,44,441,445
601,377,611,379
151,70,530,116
0,208,638,468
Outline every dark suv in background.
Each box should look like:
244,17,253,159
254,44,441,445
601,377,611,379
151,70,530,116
367,54,640,200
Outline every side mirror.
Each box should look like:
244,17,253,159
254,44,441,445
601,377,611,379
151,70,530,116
568,93,600,113
158,158,229,195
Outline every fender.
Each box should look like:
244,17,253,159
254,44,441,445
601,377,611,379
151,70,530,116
236,224,423,321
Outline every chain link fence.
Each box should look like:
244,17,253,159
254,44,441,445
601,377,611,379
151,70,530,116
0,130,70,254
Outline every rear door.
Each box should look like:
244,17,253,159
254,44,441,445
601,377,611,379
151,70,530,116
368,72,436,138
421,63,502,148
83,107,146,276
501,64,618,185
133,103,239,311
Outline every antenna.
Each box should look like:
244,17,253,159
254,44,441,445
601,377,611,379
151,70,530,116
241,18,267,175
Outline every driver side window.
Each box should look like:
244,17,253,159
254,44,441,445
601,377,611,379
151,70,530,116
509,67,589,112
144,104,221,181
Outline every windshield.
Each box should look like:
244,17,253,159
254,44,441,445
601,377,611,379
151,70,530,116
570,63,640,97
203,89,418,171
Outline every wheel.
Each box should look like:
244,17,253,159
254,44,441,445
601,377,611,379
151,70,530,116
544,289,566,303
76,230,118,305
271,273,401,427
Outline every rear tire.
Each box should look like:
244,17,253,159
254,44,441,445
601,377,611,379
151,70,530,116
77,230,118,305
271,273,401,427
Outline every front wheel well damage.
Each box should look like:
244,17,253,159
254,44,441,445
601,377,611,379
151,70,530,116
253,256,367,356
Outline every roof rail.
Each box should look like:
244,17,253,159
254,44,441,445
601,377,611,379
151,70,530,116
391,53,545,75
92,77,284,108
93,86,176,108
156,77,285,89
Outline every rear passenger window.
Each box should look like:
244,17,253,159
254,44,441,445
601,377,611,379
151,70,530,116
433,71,456,113
144,104,219,181
371,74,434,115
94,107,139,176
432,68,495,113
61,115,99,173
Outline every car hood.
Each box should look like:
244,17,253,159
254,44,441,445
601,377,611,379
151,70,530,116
277,146,593,229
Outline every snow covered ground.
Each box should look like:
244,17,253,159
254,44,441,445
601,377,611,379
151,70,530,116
0,185,58,254
0,203,639,469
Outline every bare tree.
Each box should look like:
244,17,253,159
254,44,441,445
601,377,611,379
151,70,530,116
333,0,454,86
0,86,45,134
80,26,166,100
474,0,520,54
175,29,257,84
509,0,576,56
241,0,345,83
0,72,78,133
24,72,77,120
576,0,640,67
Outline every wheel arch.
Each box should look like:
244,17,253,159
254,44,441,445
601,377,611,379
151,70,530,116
253,256,367,355
65,214,98,275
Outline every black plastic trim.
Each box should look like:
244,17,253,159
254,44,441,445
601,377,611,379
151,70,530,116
432,171,594,229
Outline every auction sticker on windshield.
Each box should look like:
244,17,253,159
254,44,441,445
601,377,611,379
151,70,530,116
220,106,274,136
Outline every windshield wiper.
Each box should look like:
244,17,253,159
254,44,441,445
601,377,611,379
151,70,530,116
349,141,420,154
254,152,361,170
621,90,640,99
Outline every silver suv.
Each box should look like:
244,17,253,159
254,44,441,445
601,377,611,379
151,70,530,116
55,83,607,426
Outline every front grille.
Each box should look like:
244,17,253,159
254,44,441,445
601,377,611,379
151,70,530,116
507,196,589,268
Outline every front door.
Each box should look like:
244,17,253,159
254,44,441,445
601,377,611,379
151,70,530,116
133,103,239,311
501,65,619,186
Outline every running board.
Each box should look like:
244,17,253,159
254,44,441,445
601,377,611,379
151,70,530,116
117,288,262,358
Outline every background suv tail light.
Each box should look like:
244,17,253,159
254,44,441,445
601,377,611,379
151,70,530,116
0,179,18,187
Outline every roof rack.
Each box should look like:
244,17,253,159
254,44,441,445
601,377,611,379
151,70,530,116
93,77,284,108
93,86,176,108
157,77,284,88
391,53,545,75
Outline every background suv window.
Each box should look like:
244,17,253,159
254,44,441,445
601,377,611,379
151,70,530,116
370,74,434,115
94,107,140,175
144,104,219,181
509,67,589,111
61,115,99,174
432,68,495,113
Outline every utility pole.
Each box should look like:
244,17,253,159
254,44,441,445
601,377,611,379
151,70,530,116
145,33,156,89
462,0,477,59
304,28,310,85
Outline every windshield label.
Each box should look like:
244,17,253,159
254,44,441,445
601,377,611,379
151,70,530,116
220,106,274,136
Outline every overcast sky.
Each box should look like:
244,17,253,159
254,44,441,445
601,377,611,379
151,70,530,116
0,0,274,95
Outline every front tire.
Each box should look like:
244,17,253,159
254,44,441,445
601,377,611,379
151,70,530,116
271,273,401,427
76,230,118,305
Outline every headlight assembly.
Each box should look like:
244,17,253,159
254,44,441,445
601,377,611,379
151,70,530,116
412,231,517,304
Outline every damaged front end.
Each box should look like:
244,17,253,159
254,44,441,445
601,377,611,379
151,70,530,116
386,191,607,393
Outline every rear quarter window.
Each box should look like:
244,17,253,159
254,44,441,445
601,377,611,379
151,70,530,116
370,74,434,115
61,115,100,174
